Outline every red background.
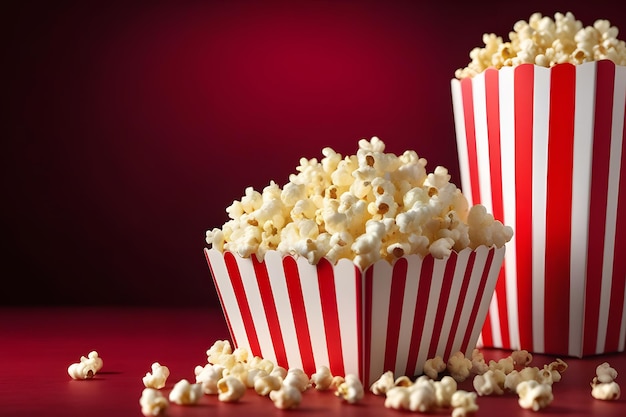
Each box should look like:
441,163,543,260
3,0,624,306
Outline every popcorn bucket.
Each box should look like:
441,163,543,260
205,246,505,385
451,60,626,357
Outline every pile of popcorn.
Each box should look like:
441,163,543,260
206,137,513,270
455,12,626,79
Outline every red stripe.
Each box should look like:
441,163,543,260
427,253,458,358
461,248,496,353
363,267,375,384
316,258,345,377
605,76,626,353
514,64,535,350
461,78,482,205
383,259,408,373
354,266,364,382
282,256,316,375
544,63,576,355
444,252,477,358
485,68,510,349
583,61,615,355
404,256,434,377
251,255,288,368
204,249,238,348
224,251,261,356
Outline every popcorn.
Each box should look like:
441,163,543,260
516,380,553,411
591,362,621,401
67,351,103,380
370,370,396,395
142,362,170,389
384,386,410,410
254,374,283,396
407,377,437,412
206,138,512,270
335,374,365,404
433,376,457,408
217,375,246,402
283,368,310,392
473,369,506,396
269,384,302,409
168,379,203,405
447,351,473,382
456,12,626,79
310,366,334,390
139,388,168,417
450,390,479,417
194,363,225,394
423,356,446,380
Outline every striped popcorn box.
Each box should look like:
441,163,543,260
451,60,626,357
205,245,505,385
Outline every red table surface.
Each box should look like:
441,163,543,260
1,306,625,417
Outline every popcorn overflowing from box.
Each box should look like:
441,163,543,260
205,137,511,385
452,12,626,357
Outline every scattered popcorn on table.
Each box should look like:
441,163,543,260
206,137,512,270
370,370,396,395
407,376,437,412
67,350,103,380
516,380,553,411
451,390,479,417
194,363,225,394
455,12,626,79
591,362,621,401
142,362,170,389
254,374,283,396
139,388,168,417
447,351,473,382
423,356,446,379
473,369,506,396
310,365,334,391
283,368,311,392
217,375,246,402
335,374,365,404
168,379,203,405
269,384,302,409
434,376,457,408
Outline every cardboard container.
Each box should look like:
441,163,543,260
451,60,626,357
205,245,505,385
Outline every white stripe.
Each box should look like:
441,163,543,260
472,73,495,213
415,258,447,376
487,293,502,348
396,257,422,377
599,64,626,353
234,254,277,363
264,251,303,370
368,261,393,380
296,257,330,370
436,253,471,356
467,247,507,357
205,249,249,351
500,66,520,350
452,79,473,203
532,66,551,353
569,62,597,357
333,259,361,378
450,248,489,356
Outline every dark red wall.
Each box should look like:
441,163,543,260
3,0,622,306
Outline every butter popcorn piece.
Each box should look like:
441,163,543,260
447,351,473,382
169,379,203,405
283,368,310,392
423,356,446,380
517,380,553,411
217,375,246,402
591,362,621,401
143,362,170,389
310,365,334,390
451,390,479,417
335,374,364,404
68,351,103,380
408,377,437,412
370,370,396,395
194,363,224,394
270,384,302,409
139,388,168,417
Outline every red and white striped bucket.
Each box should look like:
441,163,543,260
205,246,505,385
451,60,626,357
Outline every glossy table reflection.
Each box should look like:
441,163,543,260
1,307,625,416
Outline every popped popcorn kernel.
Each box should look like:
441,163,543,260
68,351,103,380
269,384,302,409
139,388,168,417
517,380,553,411
168,379,203,405
142,362,170,389
456,12,626,79
335,374,365,404
206,138,512,269
310,365,334,390
217,375,246,402
591,361,621,401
